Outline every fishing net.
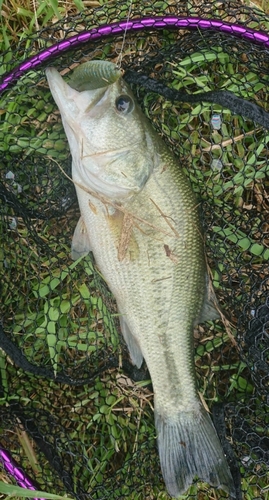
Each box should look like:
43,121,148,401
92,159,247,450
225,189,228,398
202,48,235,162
0,0,268,498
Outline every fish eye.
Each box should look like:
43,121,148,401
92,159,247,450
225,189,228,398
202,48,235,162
115,95,134,114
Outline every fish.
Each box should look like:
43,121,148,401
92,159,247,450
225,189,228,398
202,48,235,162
46,60,235,498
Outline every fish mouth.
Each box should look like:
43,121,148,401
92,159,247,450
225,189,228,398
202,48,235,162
83,78,129,117
83,87,109,114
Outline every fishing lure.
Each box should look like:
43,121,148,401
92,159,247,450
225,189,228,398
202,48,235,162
68,60,122,91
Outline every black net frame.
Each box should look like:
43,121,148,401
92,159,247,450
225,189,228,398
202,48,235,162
0,1,268,499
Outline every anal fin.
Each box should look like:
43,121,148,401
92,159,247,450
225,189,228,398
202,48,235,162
71,216,92,260
119,312,143,368
196,274,220,324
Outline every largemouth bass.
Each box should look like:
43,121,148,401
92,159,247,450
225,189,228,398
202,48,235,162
46,61,235,498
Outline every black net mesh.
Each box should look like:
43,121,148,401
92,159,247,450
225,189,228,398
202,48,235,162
0,1,268,498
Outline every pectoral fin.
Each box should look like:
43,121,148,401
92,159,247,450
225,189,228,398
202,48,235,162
108,210,139,262
119,312,143,368
71,217,91,260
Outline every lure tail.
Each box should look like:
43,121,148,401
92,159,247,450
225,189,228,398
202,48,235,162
155,405,235,498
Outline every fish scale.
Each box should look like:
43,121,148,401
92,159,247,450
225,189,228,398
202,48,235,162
46,60,235,498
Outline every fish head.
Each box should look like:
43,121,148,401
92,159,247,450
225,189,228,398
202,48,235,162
46,62,159,201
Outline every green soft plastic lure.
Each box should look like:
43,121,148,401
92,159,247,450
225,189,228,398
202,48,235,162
68,60,122,91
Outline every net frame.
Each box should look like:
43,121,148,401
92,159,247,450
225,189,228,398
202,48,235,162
0,1,269,499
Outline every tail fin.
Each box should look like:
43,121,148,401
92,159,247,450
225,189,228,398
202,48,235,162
155,405,235,498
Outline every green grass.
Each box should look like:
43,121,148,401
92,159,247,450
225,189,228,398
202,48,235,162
1,0,269,499
0,483,74,499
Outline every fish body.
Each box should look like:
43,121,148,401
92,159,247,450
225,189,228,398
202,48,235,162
46,61,235,498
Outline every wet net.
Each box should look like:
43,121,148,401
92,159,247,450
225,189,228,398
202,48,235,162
0,0,268,498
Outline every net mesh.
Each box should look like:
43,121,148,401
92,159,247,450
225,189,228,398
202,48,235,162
0,1,268,498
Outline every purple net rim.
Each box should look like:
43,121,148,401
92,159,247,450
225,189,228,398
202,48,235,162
1,15,269,93
0,448,45,500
